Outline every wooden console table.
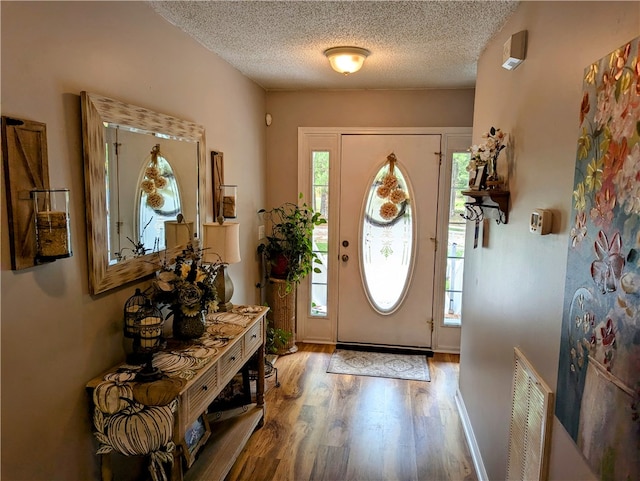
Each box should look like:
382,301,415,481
86,306,269,481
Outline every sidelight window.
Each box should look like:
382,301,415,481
310,151,329,316
443,152,470,326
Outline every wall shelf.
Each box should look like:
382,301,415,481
461,189,510,224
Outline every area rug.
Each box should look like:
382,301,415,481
327,349,430,381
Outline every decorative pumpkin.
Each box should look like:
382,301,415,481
106,401,174,456
104,371,137,383
93,380,134,415
133,378,185,406
152,351,197,374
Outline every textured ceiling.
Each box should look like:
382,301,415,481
149,1,520,91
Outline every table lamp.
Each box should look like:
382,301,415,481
164,219,194,249
202,222,241,312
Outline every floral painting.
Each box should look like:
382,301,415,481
555,37,640,480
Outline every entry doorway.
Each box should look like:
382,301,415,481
297,128,471,352
337,134,440,348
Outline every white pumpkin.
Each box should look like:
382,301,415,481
106,401,173,456
93,381,134,415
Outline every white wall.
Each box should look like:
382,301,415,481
460,2,639,480
0,2,266,479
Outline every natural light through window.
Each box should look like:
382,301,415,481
361,162,414,314
138,153,181,256
444,152,470,326
310,151,329,317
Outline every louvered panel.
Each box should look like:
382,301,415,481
507,363,529,480
507,347,554,481
524,386,545,479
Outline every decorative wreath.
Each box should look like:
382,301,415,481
141,144,168,209
369,153,410,226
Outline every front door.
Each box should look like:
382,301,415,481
337,134,441,348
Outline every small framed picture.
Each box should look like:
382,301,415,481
472,164,487,190
182,413,211,468
211,151,224,219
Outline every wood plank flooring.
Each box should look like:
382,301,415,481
223,343,477,481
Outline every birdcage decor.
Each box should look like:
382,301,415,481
123,288,148,338
133,300,166,382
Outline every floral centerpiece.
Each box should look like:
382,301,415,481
151,241,220,340
468,126,507,188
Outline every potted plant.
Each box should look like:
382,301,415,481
257,194,326,293
257,194,326,354
266,320,292,355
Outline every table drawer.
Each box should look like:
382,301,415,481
219,341,243,382
186,362,218,420
244,320,263,355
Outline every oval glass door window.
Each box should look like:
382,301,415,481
137,148,182,254
361,161,415,314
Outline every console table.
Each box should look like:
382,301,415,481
86,306,269,481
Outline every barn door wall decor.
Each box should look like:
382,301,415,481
1,116,50,270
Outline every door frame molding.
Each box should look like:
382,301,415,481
297,127,472,350
433,133,473,353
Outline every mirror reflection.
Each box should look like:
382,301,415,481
105,127,198,263
81,91,206,295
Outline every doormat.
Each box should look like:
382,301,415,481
327,349,430,381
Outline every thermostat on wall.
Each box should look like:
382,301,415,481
530,209,552,235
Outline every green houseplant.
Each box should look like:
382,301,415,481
257,195,326,355
266,319,292,354
257,194,326,293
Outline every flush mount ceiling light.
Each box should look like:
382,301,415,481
324,46,370,75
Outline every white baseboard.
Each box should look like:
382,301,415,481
455,388,489,481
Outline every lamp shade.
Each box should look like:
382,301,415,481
164,220,193,249
202,222,241,264
324,46,370,74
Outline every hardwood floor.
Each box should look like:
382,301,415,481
224,343,477,481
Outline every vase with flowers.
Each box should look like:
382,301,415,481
468,127,507,189
151,241,220,340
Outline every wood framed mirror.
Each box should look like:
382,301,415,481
81,92,206,295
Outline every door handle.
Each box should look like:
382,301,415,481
341,254,349,262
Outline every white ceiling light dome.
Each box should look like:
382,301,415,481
324,46,370,75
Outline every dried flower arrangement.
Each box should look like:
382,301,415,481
141,144,169,209
150,239,220,339
376,153,409,220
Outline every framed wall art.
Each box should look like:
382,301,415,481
555,36,640,480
